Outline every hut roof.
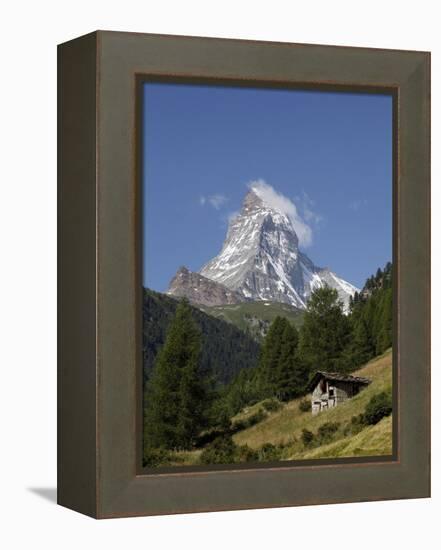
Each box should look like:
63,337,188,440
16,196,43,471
306,371,371,392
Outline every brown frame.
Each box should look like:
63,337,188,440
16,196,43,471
58,30,430,518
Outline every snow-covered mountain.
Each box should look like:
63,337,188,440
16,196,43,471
168,185,358,311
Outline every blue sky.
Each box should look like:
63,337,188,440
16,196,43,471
142,83,392,291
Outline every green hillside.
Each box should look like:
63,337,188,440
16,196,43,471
198,301,304,340
296,416,392,459
143,288,260,385
233,349,393,459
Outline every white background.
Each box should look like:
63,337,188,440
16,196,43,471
0,1,439,548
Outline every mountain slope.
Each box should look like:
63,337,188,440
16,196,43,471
232,349,392,457
143,288,259,385
295,415,392,459
198,301,304,340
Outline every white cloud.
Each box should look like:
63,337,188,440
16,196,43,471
249,179,317,248
208,194,228,210
299,191,323,225
219,209,240,230
199,193,228,210
349,199,368,211
227,210,240,223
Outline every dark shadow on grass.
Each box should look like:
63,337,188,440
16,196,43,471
28,487,57,504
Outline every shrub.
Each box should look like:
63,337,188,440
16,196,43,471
352,413,365,426
195,427,230,447
344,414,365,436
200,436,260,464
298,398,311,413
233,409,267,432
258,443,283,461
364,390,392,425
200,435,237,464
262,398,282,413
217,410,233,431
246,409,267,426
317,422,340,443
143,447,171,467
301,429,314,447
236,444,259,463
232,419,246,432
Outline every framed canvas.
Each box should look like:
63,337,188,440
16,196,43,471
58,31,430,518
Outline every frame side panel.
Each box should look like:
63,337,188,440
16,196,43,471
396,56,431,496
57,32,98,518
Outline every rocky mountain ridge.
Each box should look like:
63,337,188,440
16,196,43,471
167,266,245,307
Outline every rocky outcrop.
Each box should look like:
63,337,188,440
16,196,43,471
167,266,245,307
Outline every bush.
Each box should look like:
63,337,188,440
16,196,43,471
258,443,283,461
195,427,230,447
344,414,365,436
301,429,314,447
246,409,267,426
200,435,237,464
233,409,267,432
231,419,246,432
343,392,393,436
143,447,171,467
352,413,365,426
236,444,259,463
298,398,310,413
262,398,282,413
317,422,340,444
200,436,259,464
364,390,392,425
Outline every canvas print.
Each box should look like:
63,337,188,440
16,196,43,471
141,83,393,469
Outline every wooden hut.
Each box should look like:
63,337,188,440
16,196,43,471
307,371,371,415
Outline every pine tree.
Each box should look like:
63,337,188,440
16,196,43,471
298,286,351,375
144,299,205,450
351,314,376,366
275,321,305,401
342,261,393,370
257,316,286,397
383,262,392,289
222,367,260,416
376,287,392,354
375,267,383,284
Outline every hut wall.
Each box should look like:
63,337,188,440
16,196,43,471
335,383,350,403
310,378,367,414
312,383,326,400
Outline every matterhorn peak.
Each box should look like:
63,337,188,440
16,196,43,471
243,186,264,206
168,185,358,311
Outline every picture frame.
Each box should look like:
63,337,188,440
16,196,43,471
58,30,430,518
